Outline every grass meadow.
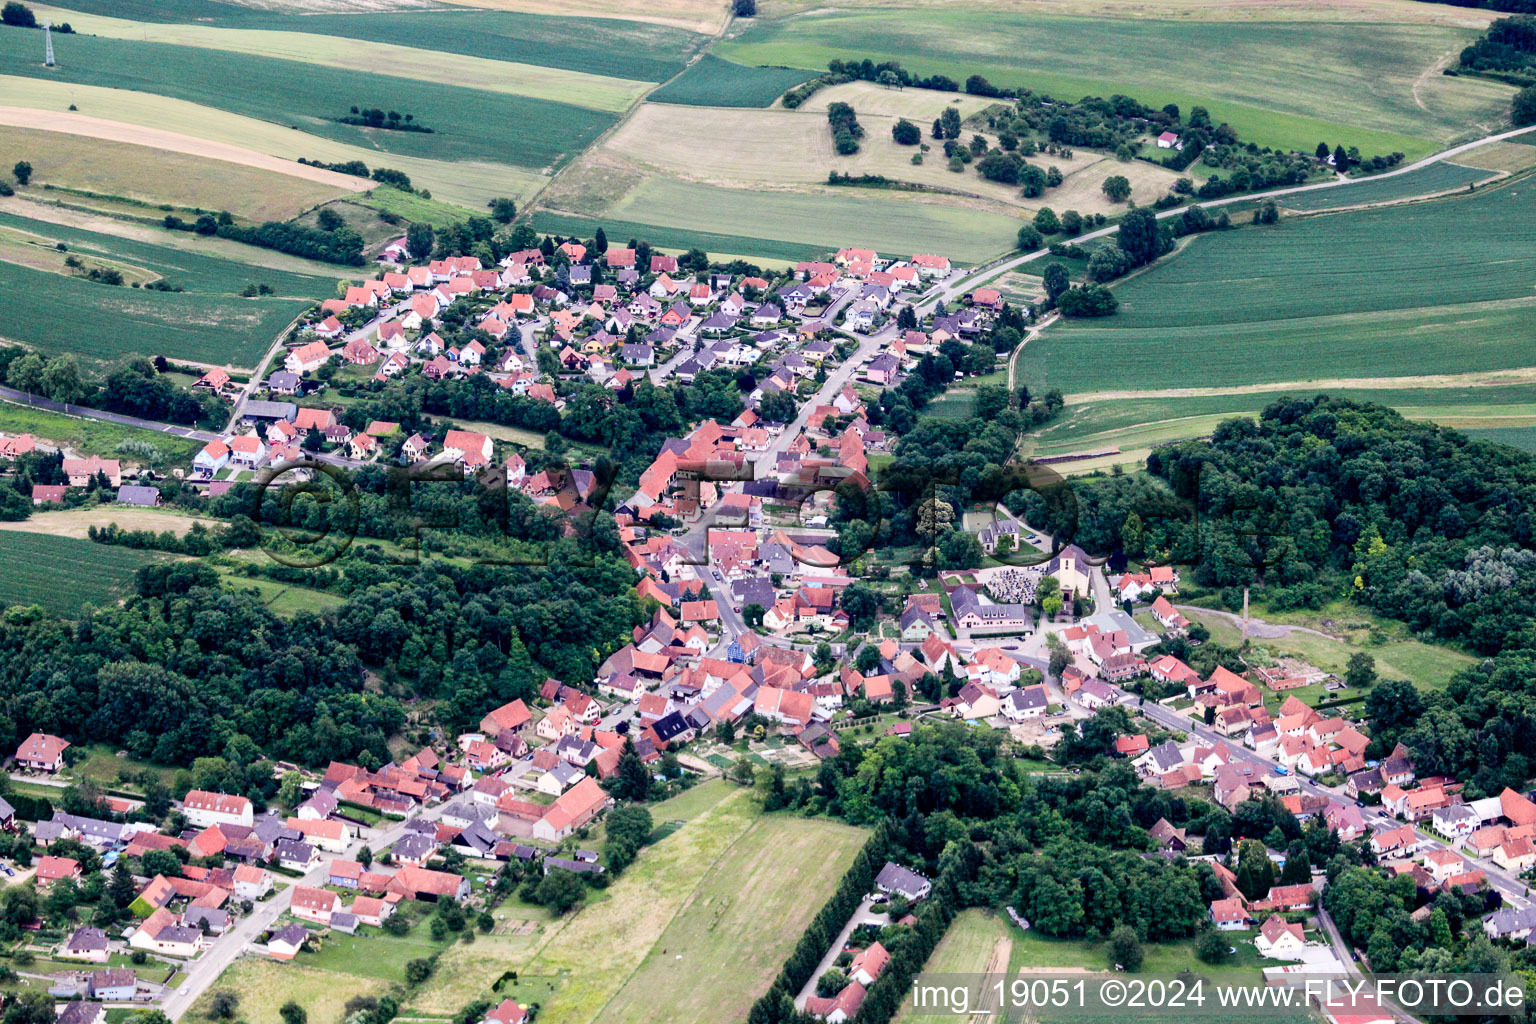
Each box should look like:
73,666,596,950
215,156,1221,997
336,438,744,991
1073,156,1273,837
601,812,868,1024
0,30,614,173
650,54,819,107
0,533,162,614
718,10,1506,157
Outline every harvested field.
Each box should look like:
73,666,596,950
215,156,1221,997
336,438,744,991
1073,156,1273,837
600,102,1182,216
0,508,210,540
0,125,352,223
436,0,730,34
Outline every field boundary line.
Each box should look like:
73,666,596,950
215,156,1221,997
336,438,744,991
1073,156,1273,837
585,802,765,1024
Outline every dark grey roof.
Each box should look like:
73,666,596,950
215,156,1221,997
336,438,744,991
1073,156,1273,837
274,838,314,862
116,485,161,507
875,861,931,899
544,856,604,875
271,923,308,947
65,926,109,951
244,400,297,420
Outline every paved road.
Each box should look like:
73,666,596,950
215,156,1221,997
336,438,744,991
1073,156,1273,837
0,385,223,444
162,804,452,1020
933,122,1536,308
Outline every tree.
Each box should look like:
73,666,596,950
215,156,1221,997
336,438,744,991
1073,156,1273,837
11,161,31,186
1101,175,1131,203
1108,925,1143,971
940,106,961,140
1196,927,1232,963
209,992,240,1020
279,1002,307,1024
593,227,608,253
488,197,517,223
1,2,35,27
891,118,921,145
1315,141,1331,160
1048,645,1072,679
1516,86,1536,128
404,958,434,985
535,869,586,915
1032,208,1061,234
1333,145,1349,173
1056,285,1117,317
742,602,766,629
358,844,373,869
1015,225,1042,251
610,737,652,802
1345,652,1377,689
842,584,880,631
316,208,344,232
733,0,756,13
856,644,882,675
1042,263,1070,304
1116,208,1167,268
406,222,434,261
1234,839,1275,902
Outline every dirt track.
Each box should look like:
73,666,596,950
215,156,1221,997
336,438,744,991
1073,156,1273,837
0,108,373,192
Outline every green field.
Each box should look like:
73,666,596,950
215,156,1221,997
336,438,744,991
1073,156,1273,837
0,210,337,296
651,55,819,107
1022,182,1536,393
0,533,162,614
0,209,331,368
1462,425,1536,451
530,212,830,263
1279,160,1497,211
0,29,614,172
602,813,868,1024
0,258,306,368
602,177,1022,262
719,10,1506,158
43,4,707,82
1035,382,1536,450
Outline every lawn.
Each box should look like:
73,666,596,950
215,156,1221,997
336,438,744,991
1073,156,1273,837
68,742,180,790
0,401,204,464
300,913,449,982
0,532,163,615
650,55,819,107
0,30,614,173
0,126,349,223
1278,160,1496,212
217,574,347,616
718,9,1506,156
189,958,388,1024
601,813,869,1024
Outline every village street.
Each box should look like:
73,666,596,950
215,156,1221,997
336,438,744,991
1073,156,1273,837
161,804,454,1020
